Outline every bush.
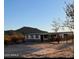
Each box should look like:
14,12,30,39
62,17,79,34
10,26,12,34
11,33,25,43
4,32,25,44
4,35,12,45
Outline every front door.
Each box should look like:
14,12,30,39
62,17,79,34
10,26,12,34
41,35,43,42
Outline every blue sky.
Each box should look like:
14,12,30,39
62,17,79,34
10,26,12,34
4,0,73,32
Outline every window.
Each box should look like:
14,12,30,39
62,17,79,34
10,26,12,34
36,35,39,38
30,35,34,38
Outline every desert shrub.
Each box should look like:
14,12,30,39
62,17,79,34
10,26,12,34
4,32,25,44
4,35,12,45
10,33,25,43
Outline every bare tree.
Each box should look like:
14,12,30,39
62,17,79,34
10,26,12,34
64,2,74,31
51,18,61,32
51,18,63,44
63,17,74,31
63,1,74,43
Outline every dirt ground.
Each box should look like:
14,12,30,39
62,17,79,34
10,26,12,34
4,40,74,58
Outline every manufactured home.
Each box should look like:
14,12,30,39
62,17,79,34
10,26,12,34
24,32,73,42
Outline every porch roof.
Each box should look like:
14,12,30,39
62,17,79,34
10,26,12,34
25,31,73,35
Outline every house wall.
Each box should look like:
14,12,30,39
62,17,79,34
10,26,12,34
25,32,73,40
59,34,64,38
51,32,73,39
59,32,73,39
25,34,41,39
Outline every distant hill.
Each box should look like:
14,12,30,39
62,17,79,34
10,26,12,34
4,30,15,35
5,27,48,35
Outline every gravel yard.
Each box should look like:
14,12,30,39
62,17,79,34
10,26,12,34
4,40,74,58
